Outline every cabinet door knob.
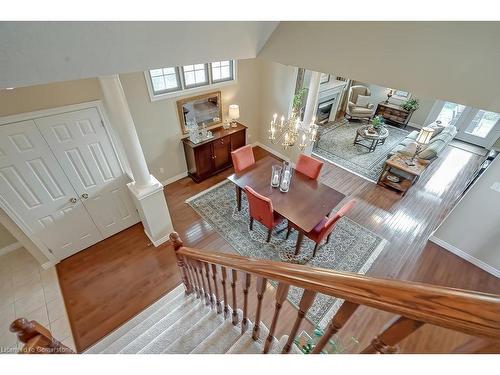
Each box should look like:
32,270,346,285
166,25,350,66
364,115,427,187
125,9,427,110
81,193,89,199
69,197,77,204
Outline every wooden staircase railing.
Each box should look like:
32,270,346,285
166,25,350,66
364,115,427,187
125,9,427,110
170,232,500,354
10,318,74,354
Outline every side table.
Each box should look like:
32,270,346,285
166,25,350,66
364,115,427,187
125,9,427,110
377,154,429,195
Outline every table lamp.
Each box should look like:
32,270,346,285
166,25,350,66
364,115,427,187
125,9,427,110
228,104,240,127
406,126,435,166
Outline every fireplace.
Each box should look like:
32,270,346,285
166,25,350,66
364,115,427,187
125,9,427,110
316,92,338,124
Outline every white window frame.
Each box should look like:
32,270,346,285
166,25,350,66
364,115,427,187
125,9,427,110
144,61,238,102
148,67,182,95
211,60,234,84
181,63,209,89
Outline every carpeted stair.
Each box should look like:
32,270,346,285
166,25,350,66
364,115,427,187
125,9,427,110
85,285,302,354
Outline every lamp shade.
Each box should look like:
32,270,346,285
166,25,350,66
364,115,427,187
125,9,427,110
416,126,435,145
228,104,240,121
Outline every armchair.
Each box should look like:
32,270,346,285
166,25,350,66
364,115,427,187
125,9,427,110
345,85,375,121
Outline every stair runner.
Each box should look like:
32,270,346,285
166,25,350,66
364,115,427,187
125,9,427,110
85,285,302,354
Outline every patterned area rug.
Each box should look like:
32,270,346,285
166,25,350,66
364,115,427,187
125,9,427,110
186,180,387,329
313,119,410,181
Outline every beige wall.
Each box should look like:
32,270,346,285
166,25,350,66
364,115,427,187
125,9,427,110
257,59,300,161
260,22,500,114
0,78,102,116
432,156,500,276
0,222,17,249
119,58,262,181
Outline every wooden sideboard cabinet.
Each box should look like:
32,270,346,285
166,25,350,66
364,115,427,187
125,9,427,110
375,102,414,129
182,123,247,182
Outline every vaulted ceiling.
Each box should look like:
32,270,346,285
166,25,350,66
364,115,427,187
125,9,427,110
2,21,500,113
0,21,278,88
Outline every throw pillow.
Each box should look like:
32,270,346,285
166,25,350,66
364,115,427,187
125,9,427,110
356,95,371,107
427,121,445,138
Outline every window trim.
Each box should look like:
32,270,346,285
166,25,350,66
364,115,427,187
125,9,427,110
181,63,209,89
148,66,182,96
144,61,238,102
211,60,234,84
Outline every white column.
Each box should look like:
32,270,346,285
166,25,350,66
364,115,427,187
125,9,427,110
99,75,174,246
302,71,322,156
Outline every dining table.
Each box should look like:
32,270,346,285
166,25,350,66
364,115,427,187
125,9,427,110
227,156,346,255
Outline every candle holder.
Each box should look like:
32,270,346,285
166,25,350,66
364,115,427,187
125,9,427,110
271,165,282,188
279,162,293,193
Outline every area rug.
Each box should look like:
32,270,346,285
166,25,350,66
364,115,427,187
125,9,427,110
312,119,410,181
186,180,387,329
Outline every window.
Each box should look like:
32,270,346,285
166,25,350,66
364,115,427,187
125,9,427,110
149,67,181,95
146,60,236,101
182,64,209,88
211,60,233,83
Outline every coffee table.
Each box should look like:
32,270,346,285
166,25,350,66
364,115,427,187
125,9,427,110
353,125,389,152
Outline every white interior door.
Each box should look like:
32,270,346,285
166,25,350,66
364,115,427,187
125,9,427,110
0,120,103,259
35,108,139,238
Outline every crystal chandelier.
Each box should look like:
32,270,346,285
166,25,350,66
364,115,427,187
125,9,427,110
268,113,319,151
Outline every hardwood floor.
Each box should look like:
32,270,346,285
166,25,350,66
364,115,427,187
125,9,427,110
57,145,500,353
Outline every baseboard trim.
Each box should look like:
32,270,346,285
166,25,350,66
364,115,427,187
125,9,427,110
161,171,188,187
252,142,296,167
429,235,500,278
144,229,171,247
0,242,23,257
41,261,57,270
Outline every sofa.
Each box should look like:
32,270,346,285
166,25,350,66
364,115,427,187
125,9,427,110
389,124,457,161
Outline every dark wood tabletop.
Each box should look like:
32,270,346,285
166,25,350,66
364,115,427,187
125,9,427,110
227,156,346,232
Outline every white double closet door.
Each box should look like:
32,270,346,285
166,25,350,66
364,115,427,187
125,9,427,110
0,107,139,260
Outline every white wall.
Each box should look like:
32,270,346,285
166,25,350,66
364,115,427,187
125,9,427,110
260,22,500,114
0,22,278,88
431,156,500,277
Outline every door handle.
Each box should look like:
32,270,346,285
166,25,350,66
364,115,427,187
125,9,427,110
69,197,77,204
81,193,89,199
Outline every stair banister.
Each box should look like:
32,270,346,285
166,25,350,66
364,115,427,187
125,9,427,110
170,233,500,344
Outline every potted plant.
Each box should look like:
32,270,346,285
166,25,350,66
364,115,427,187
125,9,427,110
291,88,307,119
370,115,385,133
402,98,420,112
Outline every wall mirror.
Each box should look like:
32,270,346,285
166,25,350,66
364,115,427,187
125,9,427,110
176,91,222,134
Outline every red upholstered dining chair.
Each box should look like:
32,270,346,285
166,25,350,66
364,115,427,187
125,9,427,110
295,153,324,180
287,199,356,257
244,185,285,242
231,145,255,173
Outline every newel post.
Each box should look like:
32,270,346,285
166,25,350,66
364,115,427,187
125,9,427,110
170,232,193,295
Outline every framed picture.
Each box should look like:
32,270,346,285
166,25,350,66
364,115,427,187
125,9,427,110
176,91,222,134
392,90,411,101
320,73,330,84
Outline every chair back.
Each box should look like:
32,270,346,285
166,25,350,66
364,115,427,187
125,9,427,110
295,154,324,180
322,199,357,236
348,85,371,106
244,186,274,228
231,145,255,173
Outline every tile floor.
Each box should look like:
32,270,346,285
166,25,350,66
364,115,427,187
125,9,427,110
0,247,75,354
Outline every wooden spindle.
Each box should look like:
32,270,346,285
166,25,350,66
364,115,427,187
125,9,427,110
241,273,251,333
220,266,229,319
184,256,198,298
10,318,74,354
282,289,316,353
231,269,238,325
196,261,210,306
204,262,215,308
312,301,359,354
211,264,223,314
360,316,424,354
263,283,290,353
186,259,201,299
251,277,268,340
169,232,192,294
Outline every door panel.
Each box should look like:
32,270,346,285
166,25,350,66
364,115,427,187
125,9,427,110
0,120,103,259
213,136,231,170
195,143,214,178
35,108,139,238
